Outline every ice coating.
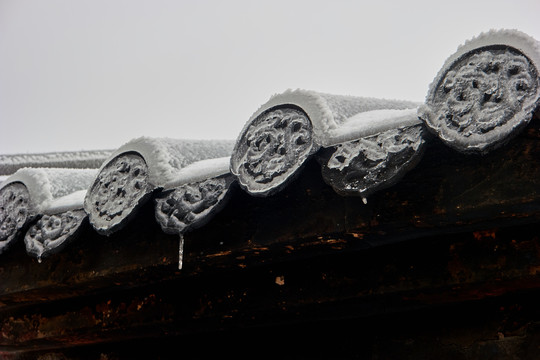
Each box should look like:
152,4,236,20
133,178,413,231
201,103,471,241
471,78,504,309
321,124,425,199
24,209,87,259
45,189,87,215
327,108,421,146
0,183,32,254
0,168,97,212
100,137,235,186
231,107,316,196
232,89,419,196
244,89,419,147
84,152,152,235
85,138,235,235
155,175,234,235
163,157,231,190
0,168,96,254
420,29,540,153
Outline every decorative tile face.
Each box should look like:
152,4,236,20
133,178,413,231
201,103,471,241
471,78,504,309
421,47,539,153
24,210,87,259
155,175,234,235
84,153,152,234
231,107,315,196
321,125,425,199
0,183,31,253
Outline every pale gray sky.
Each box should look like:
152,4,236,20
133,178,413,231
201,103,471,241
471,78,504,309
1,0,539,154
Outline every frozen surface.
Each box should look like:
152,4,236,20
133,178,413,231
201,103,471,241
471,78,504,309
163,157,231,190
420,29,540,153
1,168,97,212
244,89,419,147
85,152,151,234
155,174,234,235
0,150,113,176
231,107,316,196
0,182,31,254
24,209,87,260
321,124,426,199
231,89,419,196
103,137,235,186
85,137,235,235
0,168,96,254
45,189,87,215
327,108,421,146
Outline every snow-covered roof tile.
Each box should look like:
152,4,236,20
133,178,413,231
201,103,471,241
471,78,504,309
0,29,539,264
230,89,419,196
419,29,540,153
0,168,96,254
84,137,235,235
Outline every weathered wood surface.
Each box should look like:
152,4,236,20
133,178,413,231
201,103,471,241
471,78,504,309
0,117,539,358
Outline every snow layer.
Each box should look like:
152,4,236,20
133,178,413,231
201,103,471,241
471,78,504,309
101,137,235,186
163,157,231,190
44,189,87,215
243,89,419,147
0,168,97,212
0,150,113,176
326,108,421,146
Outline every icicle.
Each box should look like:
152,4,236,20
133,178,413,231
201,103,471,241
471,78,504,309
178,233,184,270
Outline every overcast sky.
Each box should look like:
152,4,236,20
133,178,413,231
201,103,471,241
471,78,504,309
1,0,539,154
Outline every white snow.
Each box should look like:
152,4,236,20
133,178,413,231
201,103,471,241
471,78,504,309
0,150,113,176
243,89,419,147
102,137,235,186
326,108,421,146
163,157,231,190
44,189,87,214
0,168,97,212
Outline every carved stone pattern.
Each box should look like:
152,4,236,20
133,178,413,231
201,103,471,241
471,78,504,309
423,48,539,153
24,210,86,259
0,183,31,253
155,176,233,235
85,153,151,234
231,107,315,196
321,125,425,198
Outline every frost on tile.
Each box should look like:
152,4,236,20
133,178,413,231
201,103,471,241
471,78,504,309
0,168,95,255
84,152,152,235
320,124,425,199
24,210,87,260
419,30,540,153
155,174,234,235
0,182,32,254
231,90,419,196
84,138,234,235
231,107,316,196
